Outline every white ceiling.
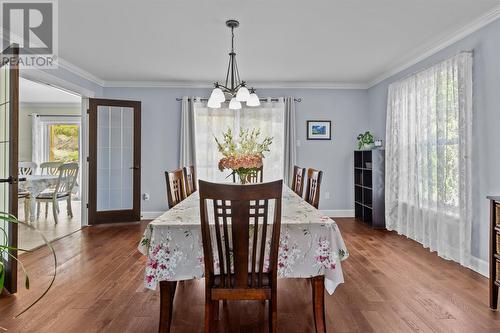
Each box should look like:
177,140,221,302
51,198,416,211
58,0,500,86
19,78,81,104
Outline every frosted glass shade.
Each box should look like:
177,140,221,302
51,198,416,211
229,97,241,110
210,87,226,103
247,92,260,107
235,86,250,102
207,96,221,108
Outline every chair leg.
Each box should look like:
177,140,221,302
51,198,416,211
52,200,59,224
205,298,215,333
269,292,277,333
37,202,41,219
24,199,29,223
67,197,73,218
45,202,48,219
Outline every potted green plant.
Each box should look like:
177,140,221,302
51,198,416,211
357,131,375,150
0,212,57,318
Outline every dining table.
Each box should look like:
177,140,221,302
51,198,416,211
19,174,59,222
138,185,349,333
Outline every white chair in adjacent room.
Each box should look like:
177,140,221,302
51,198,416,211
35,163,79,224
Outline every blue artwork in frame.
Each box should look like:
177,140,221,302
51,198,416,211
307,120,331,140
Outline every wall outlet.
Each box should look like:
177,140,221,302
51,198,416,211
325,192,331,200
142,193,150,201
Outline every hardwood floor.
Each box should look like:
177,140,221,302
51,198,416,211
0,218,498,332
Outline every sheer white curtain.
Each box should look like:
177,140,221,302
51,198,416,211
194,99,285,182
385,53,473,267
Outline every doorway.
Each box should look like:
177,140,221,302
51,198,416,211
88,98,141,224
17,78,83,250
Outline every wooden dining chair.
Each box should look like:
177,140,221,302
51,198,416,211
35,163,79,224
231,166,264,184
305,168,323,209
198,179,283,333
40,161,63,175
291,165,306,197
18,161,37,176
38,161,63,216
183,165,197,196
165,169,186,208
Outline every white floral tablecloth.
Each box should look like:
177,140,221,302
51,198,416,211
138,187,349,294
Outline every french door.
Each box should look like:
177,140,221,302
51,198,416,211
88,99,141,224
0,45,19,293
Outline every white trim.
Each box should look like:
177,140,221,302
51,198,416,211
368,4,500,87
57,58,106,87
320,209,355,217
20,102,81,108
141,211,165,219
21,68,96,98
470,256,488,277
102,80,368,90
39,4,500,91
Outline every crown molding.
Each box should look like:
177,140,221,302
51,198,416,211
20,102,81,108
102,80,369,90
56,57,106,87
367,4,500,88
49,4,500,92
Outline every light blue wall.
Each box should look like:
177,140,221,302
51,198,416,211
102,87,369,213
367,18,500,261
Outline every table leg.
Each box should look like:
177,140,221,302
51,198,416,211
311,276,326,333
159,280,177,333
29,195,36,222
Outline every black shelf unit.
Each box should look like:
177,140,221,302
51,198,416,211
354,150,385,228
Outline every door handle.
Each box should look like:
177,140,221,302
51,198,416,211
0,176,13,184
129,166,140,170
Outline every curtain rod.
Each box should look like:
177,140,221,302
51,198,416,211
176,97,302,102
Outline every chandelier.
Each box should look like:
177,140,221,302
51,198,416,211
207,19,260,110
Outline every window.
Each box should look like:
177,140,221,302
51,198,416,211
194,100,285,182
385,53,472,267
48,124,79,162
32,115,81,165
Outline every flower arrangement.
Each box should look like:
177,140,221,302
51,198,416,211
357,131,375,150
215,128,273,184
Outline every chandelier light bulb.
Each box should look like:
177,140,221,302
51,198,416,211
211,87,226,103
247,92,260,107
229,97,242,110
207,95,221,108
235,85,250,102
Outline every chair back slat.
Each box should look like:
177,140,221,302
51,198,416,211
40,161,63,175
199,180,282,291
165,169,186,208
19,162,37,175
55,163,79,195
291,165,306,197
183,166,197,196
305,168,323,209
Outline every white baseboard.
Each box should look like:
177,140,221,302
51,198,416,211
142,209,355,220
470,256,488,277
141,211,165,219
320,209,355,217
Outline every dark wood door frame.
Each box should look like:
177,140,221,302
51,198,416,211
1,44,19,293
88,98,141,224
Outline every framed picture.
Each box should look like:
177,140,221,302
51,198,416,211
307,120,331,140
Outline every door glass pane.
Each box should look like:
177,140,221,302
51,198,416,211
0,63,10,260
96,105,134,211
